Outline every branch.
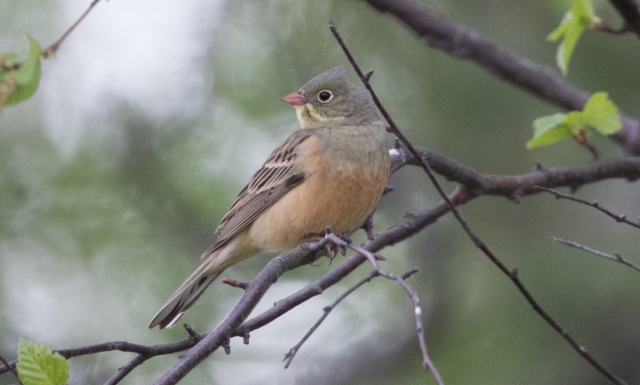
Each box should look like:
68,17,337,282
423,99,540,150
282,269,379,368
104,354,150,385
364,0,640,156
608,0,640,38
153,238,332,385
1,148,637,382
330,21,628,385
0,354,20,384
234,193,461,339
393,147,640,200
325,233,443,384
42,0,102,57
552,237,640,273
536,187,640,230
0,338,207,377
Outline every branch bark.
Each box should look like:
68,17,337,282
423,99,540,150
608,0,640,38
364,0,640,155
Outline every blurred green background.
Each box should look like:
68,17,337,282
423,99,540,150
1,0,639,384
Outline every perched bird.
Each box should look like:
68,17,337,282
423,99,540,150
148,66,390,329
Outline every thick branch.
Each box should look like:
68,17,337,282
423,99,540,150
393,147,640,199
608,0,640,38
364,0,640,155
153,239,330,385
2,150,637,382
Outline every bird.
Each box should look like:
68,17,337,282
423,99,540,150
148,66,390,329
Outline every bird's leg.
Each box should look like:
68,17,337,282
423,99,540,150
301,229,342,266
361,212,375,241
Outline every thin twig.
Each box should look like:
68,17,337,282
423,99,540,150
325,233,444,385
283,269,379,368
591,16,629,35
154,238,332,385
104,354,150,385
234,193,461,343
42,0,102,57
329,21,627,385
183,324,202,342
0,146,636,383
363,0,640,156
536,187,640,230
552,238,640,273
0,354,20,384
221,278,250,290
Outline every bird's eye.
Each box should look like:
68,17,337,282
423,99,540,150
317,90,333,103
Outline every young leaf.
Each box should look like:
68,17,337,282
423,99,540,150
526,113,572,148
548,0,594,76
581,92,621,134
527,92,621,149
4,34,42,106
16,338,69,385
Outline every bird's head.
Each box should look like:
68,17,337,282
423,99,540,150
282,66,378,129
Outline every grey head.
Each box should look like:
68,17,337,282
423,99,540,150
281,66,379,129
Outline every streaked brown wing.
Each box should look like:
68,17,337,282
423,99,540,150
201,130,312,258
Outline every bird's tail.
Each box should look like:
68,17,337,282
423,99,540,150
148,259,223,330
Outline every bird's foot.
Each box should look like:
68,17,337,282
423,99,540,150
301,232,344,266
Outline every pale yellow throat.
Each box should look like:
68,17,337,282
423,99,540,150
294,103,344,129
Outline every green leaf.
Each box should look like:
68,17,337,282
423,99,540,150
571,0,594,24
548,12,572,42
582,92,622,134
527,92,622,149
16,338,69,385
547,0,594,76
526,113,573,148
563,110,585,133
4,34,42,106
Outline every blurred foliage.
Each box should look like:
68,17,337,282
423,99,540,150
548,0,594,75
0,35,42,109
1,0,639,384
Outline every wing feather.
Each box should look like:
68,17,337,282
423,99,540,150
202,130,313,258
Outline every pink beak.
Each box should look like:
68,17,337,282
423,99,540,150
281,92,307,106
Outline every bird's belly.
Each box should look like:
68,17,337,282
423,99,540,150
248,164,387,252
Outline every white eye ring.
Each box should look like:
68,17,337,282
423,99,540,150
317,90,333,103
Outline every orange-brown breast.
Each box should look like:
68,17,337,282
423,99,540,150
248,134,389,252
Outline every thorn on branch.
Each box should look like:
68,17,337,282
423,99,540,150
511,267,519,278
182,324,201,342
242,332,250,345
222,277,249,290
364,69,374,81
222,339,231,355
401,267,420,280
592,16,629,35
